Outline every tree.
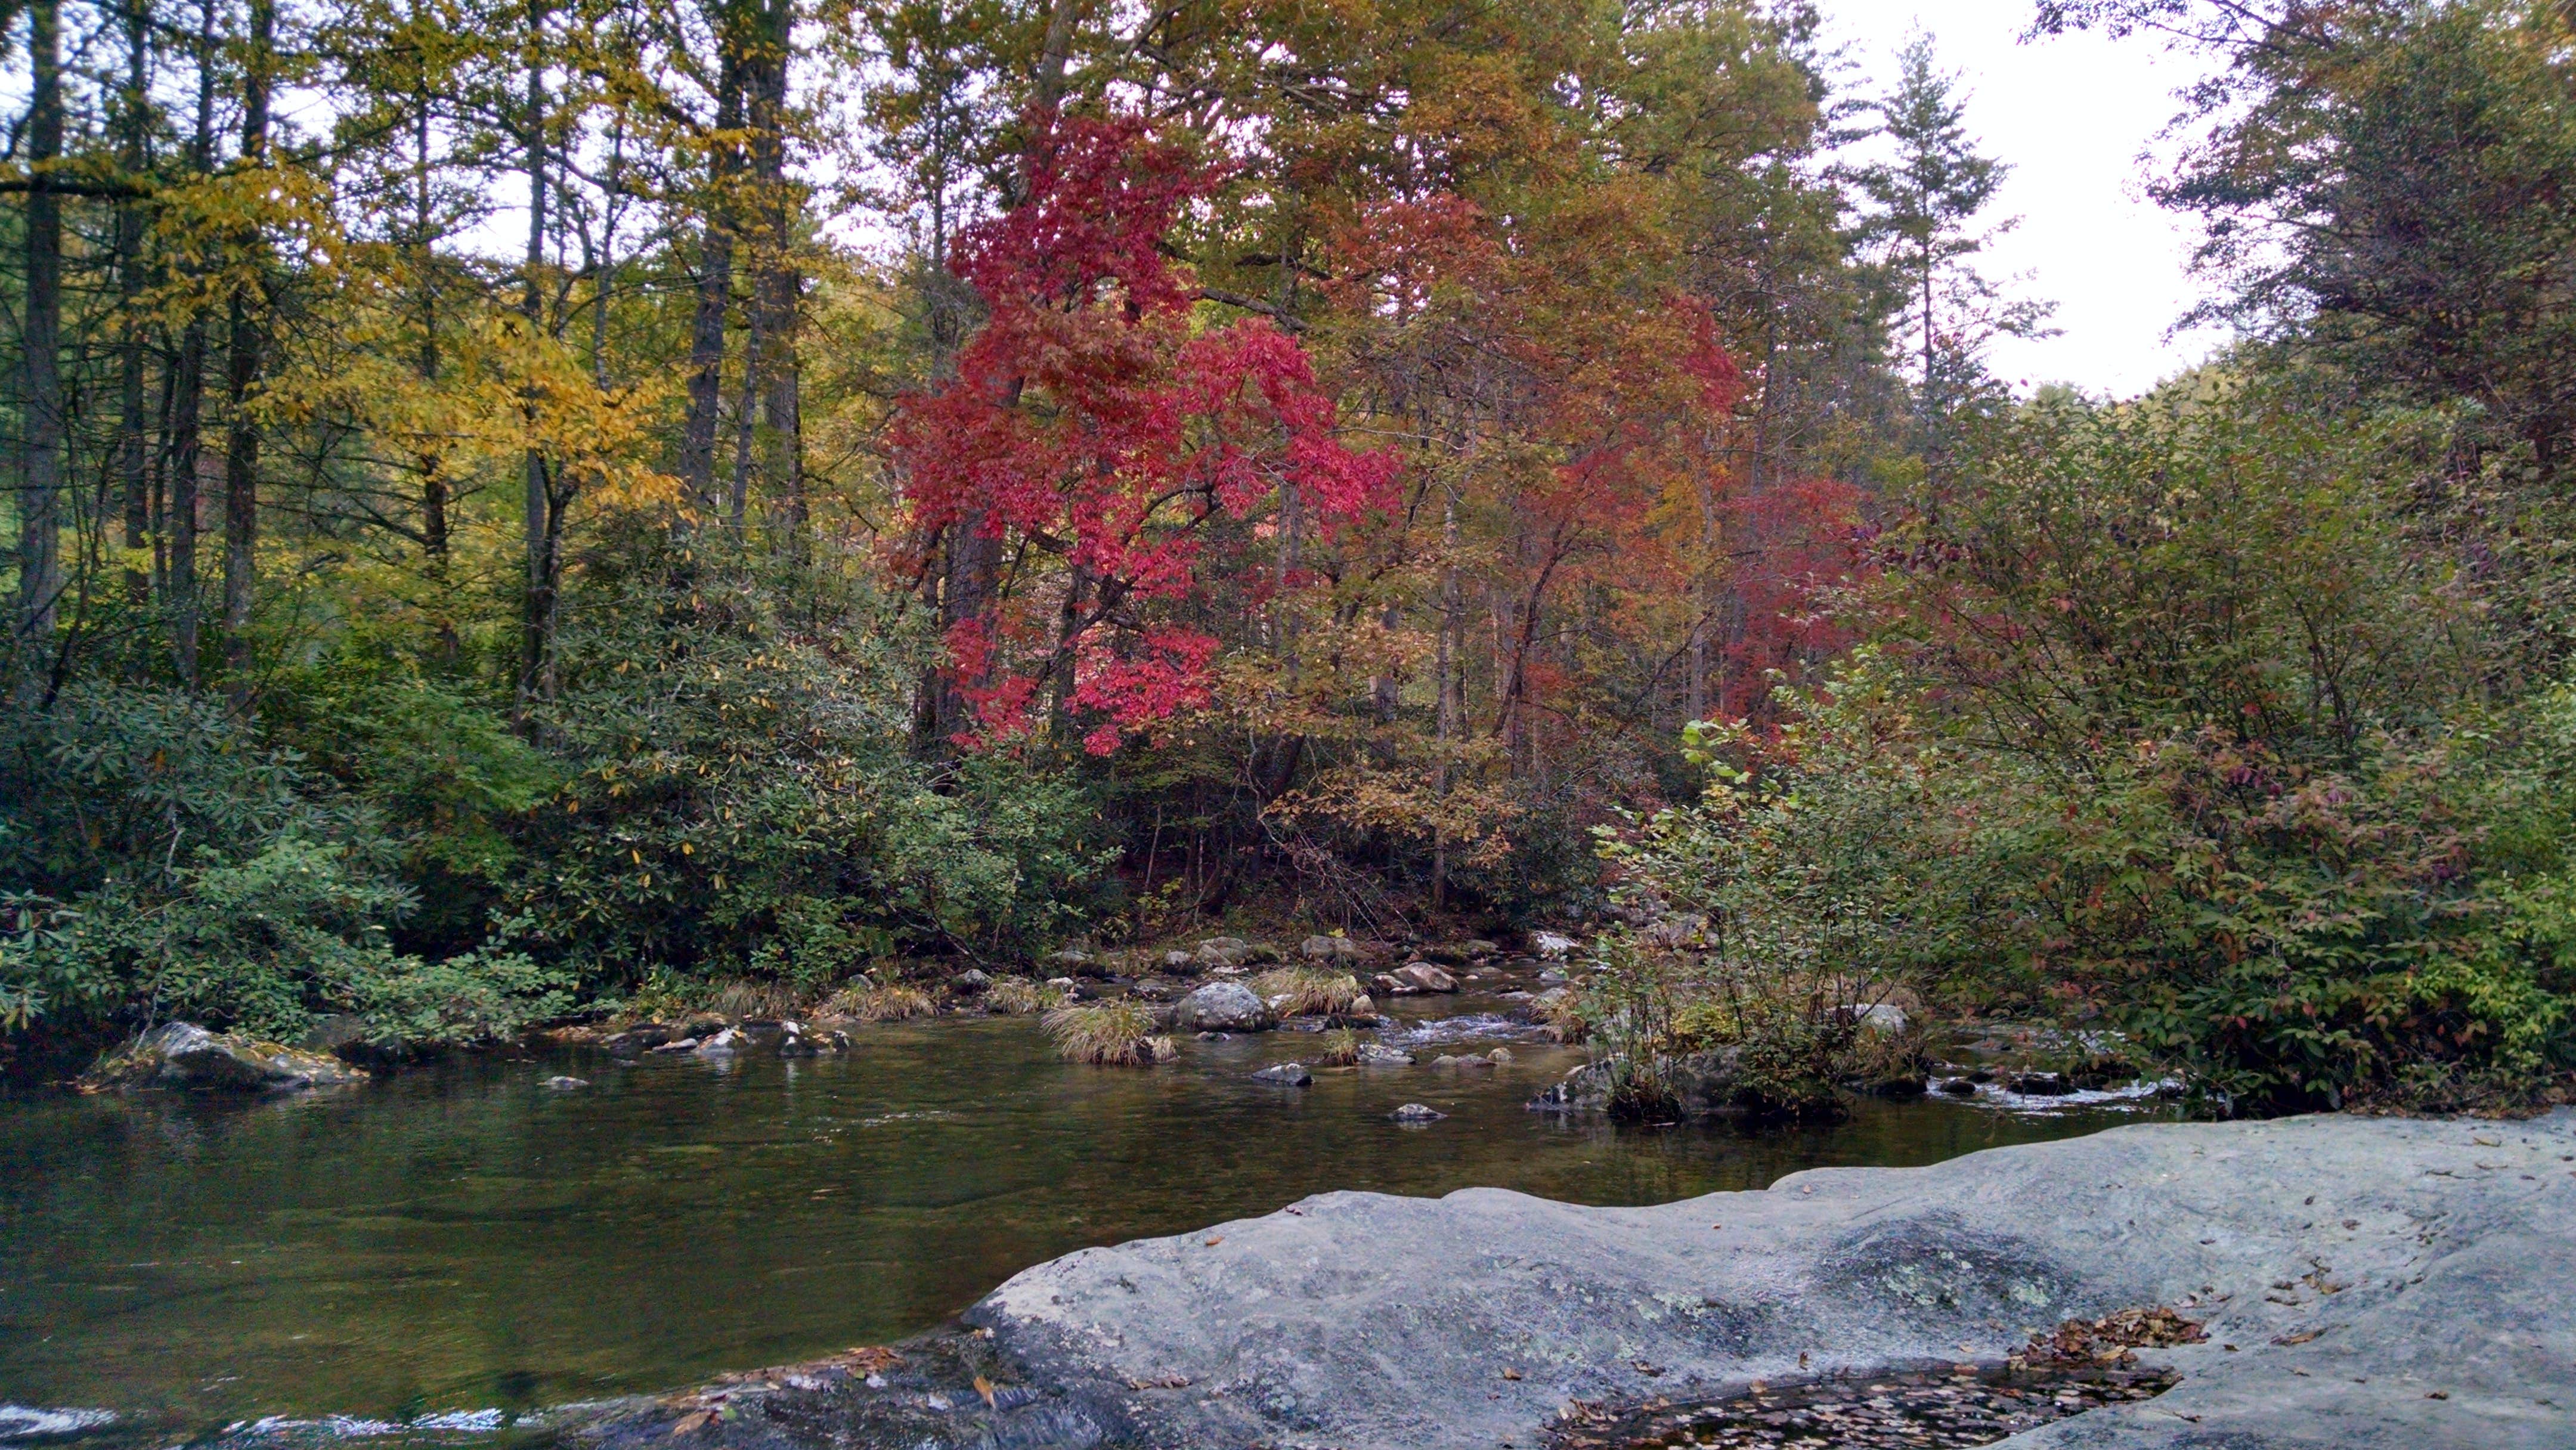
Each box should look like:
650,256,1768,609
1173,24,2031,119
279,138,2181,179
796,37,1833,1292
1849,32,2051,453
15,0,66,683
890,111,1397,755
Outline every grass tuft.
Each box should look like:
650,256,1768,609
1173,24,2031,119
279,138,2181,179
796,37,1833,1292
1317,1026,1361,1066
844,983,935,1022
985,977,1061,1015
1250,967,1366,1017
712,978,801,1020
1044,999,1162,1066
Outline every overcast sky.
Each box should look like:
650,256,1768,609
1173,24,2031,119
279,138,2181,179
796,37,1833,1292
1816,1,2231,397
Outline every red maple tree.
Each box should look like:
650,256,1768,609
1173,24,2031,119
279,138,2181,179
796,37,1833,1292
892,111,1397,754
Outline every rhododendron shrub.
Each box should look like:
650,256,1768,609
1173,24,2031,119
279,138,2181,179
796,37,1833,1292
891,113,1397,754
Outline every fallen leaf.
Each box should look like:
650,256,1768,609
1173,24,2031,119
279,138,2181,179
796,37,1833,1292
974,1374,996,1408
2274,1329,2323,1346
1501,1368,1522,1381
670,1411,714,1436
1204,1235,1224,1246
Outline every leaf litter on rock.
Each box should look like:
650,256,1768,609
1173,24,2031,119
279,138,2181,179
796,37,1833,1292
1549,1308,2203,1449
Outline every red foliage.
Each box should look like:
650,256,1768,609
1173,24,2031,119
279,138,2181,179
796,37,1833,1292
891,112,1397,752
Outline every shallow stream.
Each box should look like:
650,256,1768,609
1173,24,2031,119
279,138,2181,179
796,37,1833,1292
1,993,2165,1439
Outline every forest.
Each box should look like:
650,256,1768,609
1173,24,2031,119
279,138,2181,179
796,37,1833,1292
2,0,2572,1114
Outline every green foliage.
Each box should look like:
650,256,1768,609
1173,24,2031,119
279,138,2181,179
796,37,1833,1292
0,683,560,1045
346,932,576,1049
1610,389,2576,1114
507,537,1107,989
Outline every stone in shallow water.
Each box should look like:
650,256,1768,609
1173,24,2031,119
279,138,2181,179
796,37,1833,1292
1355,1044,1415,1066
1174,981,1271,1033
1251,1062,1312,1086
541,1076,589,1090
82,1022,364,1095
1393,963,1459,994
1388,1102,1444,1121
0,1405,117,1438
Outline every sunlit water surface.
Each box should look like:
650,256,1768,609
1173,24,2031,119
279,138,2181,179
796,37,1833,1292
0,1006,2162,1436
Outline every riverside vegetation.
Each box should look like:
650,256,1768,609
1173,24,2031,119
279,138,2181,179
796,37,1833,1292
4,0,2574,1119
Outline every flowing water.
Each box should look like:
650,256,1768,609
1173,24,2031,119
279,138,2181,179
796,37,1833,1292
0,998,2165,1439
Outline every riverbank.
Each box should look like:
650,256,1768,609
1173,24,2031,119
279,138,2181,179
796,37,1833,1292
564,1110,2576,1450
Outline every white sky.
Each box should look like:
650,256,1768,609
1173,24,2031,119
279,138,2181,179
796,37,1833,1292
1817,0,2231,397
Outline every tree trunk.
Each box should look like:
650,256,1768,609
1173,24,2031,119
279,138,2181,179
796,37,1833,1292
16,0,66,674
166,0,217,687
516,0,556,724
676,5,744,515
1432,488,1463,910
220,0,276,692
735,0,797,534
116,0,153,611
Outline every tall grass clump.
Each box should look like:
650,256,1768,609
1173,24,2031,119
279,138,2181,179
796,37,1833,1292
1251,967,1364,1017
1044,999,1162,1065
985,977,1067,1015
834,981,934,1022
1318,1027,1361,1066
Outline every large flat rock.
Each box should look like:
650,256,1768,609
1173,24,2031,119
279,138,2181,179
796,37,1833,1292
578,1112,2576,1449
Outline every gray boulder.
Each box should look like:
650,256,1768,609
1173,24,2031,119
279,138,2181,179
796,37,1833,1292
965,1112,2576,1450
950,968,993,995
693,1027,745,1056
83,1022,366,1095
541,1075,589,1090
1355,1044,1415,1067
1847,1002,1909,1035
1173,981,1271,1033
1301,934,1366,965
1250,1062,1313,1086
1388,1102,1445,1121
1392,963,1458,993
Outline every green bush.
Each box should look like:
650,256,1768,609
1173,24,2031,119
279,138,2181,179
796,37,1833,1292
0,683,567,1045
1599,390,2576,1114
507,538,1107,987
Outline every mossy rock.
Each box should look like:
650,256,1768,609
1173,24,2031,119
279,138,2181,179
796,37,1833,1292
80,1022,367,1095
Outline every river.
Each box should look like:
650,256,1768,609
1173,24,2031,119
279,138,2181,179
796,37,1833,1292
0,994,2162,1439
